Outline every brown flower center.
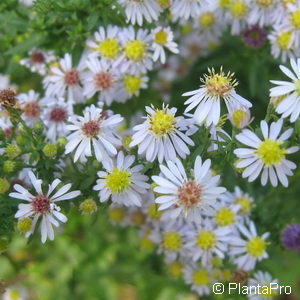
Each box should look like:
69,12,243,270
22,101,40,118
94,71,113,90
64,69,79,86
81,120,100,137
32,194,51,214
49,107,68,123
177,180,202,209
30,52,45,63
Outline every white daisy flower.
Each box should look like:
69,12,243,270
247,0,278,27
43,53,85,105
211,200,240,228
82,57,121,106
3,285,27,300
248,271,279,300
41,97,71,142
182,67,252,126
270,58,300,122
152,156,226,220
65,104,123,163
220,186,254,216
151,27,179,64
150,220,188,261
93,151,150,207
184,218,232,265
129,105,195,163
226,0,250,35
118,72,149,102
18,90,41,126
9,171,80,243
170,0,203,21
20,48,55,76
268,25,296,62
183,265,212,296
230,221,269,271
234,119,299,187
118,0,161,26
117,26,153,74
286,2,300,47
86,25,121,63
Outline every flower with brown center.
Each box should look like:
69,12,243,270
64,69,79,86
31,194,51,214
177,180,202,209
81,120,100,137
94,72,113,90
49,107,68,123
22,101,40,118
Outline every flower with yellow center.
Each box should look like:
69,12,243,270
123,75,142,95
94,151,149,207
162,232,182,252
196,231,217,250
214,207,236,226
219,0,231,8
130,105,194,163
192,269,209,286
154,31,168,45
183,67,251,126
97,39,120,59
230,221,269,271
157,0,170,9
229,1,248,19
234,197,252,214
124,40,146,61
198,12,215,27
234,119,298,187
290,10,300,28
108,206,125,224
229,107,252,129
256,0,274,7
166,261,183,278
147,203,163,220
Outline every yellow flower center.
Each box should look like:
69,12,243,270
9,290,21,300
203,68,237,97
157,0,170,8
214,207,235,226
231,109,247,127
108,207,125,222
97,39,120,59
256,0,274,7
192,269,209,285
256,139,286,166
290,10,300,28
162,232,182,251
154,30,168,45
149,109,175,136
123,75,142,94
124,40,146,61
199,12,215,27
105,168,131,194
281,0,295,6
219,0,231,8
196,231,216,250
234,197,252,214
140,236,153,250
293,79,300,95
167,261,183,278
79,199,97,215
277,31,292,50
229,1,248,18
147,204,163,220
246,236,267,257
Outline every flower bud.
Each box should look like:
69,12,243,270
79,199,97,215
0,89,17,109
56,137,67,147
5,144,21,158
43,144,57,158
33,122,43,134
122,136,132,151
17,217,32,233
3,160,16,173
0,178,10,194
228,107,252,129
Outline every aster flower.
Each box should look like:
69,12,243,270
184,218,232,265
182,67,252,126
20,48,55,76
270,58,300,122
268,25,295,62
43,53,85,105
129,105,195,163
82,57,122,106
18,90,42,126
151,27,179,64
65,104,123,163
9,171,80,243
281,223,300,252
152,156,226,220
247,0,277,27
41,97,71,142
118,0,161,26
230,221,269,271
242,25,268,48
183,265,212,296
234,119,298,187
86,25,121,63
93,151,149,207
248,271,279,300
117,26,153,74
